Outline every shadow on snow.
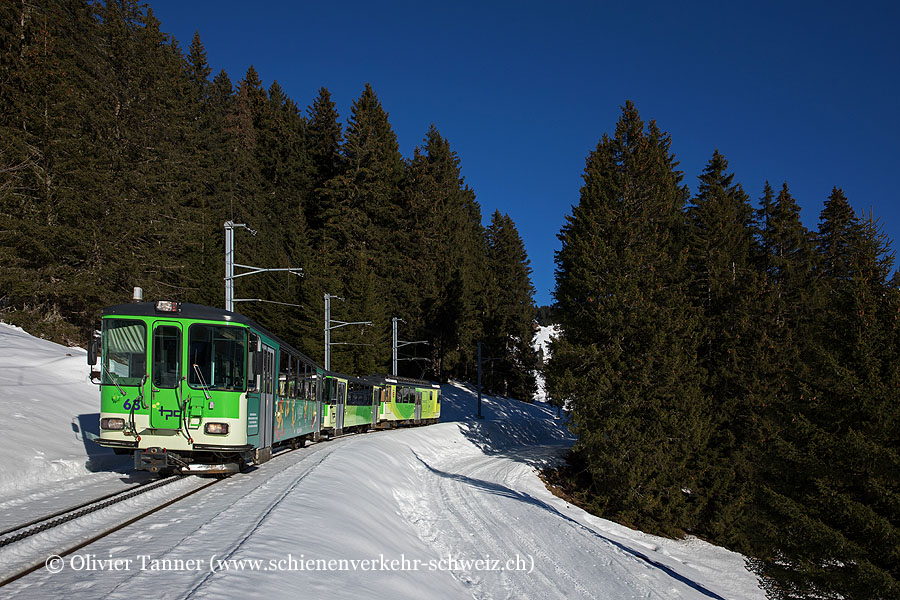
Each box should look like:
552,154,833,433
413,449,727,600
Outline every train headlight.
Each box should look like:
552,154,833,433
101,418,125,430
204,422,229,435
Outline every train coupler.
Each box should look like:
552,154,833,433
134,447,169,473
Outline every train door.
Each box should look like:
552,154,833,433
415,389,422,424
335,380,345,433
147,321,183,430
313,372,322,439
260,344,276,449
371,385,379,427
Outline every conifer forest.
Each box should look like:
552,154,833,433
0,0,538,400
1,2,897,599
547,103,899,599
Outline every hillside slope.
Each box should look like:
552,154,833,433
0,324,763,599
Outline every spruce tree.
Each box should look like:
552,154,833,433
253,80,312,348
548,102,705,534
315,84,406,372
404,125,484,380
685,150,762,545
483,211,538,399
751,194,900,599
305,87,343,231
817,187,858,280
0,0,106,337
183,32,224,307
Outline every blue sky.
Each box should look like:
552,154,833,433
149,0,900,306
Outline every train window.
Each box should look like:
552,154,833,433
102,319,146,386
188,325,246,391
307,366,318,402
279,352,305,399
264,351,272,395
152,325,181,389
346,382,371,406
300,364,313,401
247,333,259,391
291,355,299,399
279,352,290,397
397,386,415,404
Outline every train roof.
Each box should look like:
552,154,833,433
102,302,321,370
102,302,255,325
364,374,441,389
322,371,378,385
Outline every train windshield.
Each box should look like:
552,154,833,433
188,325,246,391
102,319,147,386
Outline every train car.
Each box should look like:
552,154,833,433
368,375,441,427
89,301,322,474
320,373,378,437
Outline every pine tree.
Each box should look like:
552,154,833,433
404,125,485,380
751,195,900,599
305,87,343,231
685,150,762,545
548,102,705,534
483,211,538,399
314,84,406,372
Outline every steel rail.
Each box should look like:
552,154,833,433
0,475,182,547
0,476,221,588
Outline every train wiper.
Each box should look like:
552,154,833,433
192,364,212,401
101,365,127,396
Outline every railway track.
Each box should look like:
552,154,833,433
0,475,221,587
0,427,380,589
0,476,180,546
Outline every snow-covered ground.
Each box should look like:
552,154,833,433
0,322,764,599
0,324,133,504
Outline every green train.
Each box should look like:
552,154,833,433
368,375,441,428
89,301,440,474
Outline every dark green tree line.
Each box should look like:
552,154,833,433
548,102,899,599
0,0,538,393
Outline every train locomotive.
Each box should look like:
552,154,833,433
89,300,440,474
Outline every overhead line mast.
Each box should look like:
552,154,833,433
224,220,303,313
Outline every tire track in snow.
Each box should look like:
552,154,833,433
467,448,728,600
444,450,672,600
410,440,728,600
406,446,603,600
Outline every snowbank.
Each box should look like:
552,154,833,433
0,323,128,501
